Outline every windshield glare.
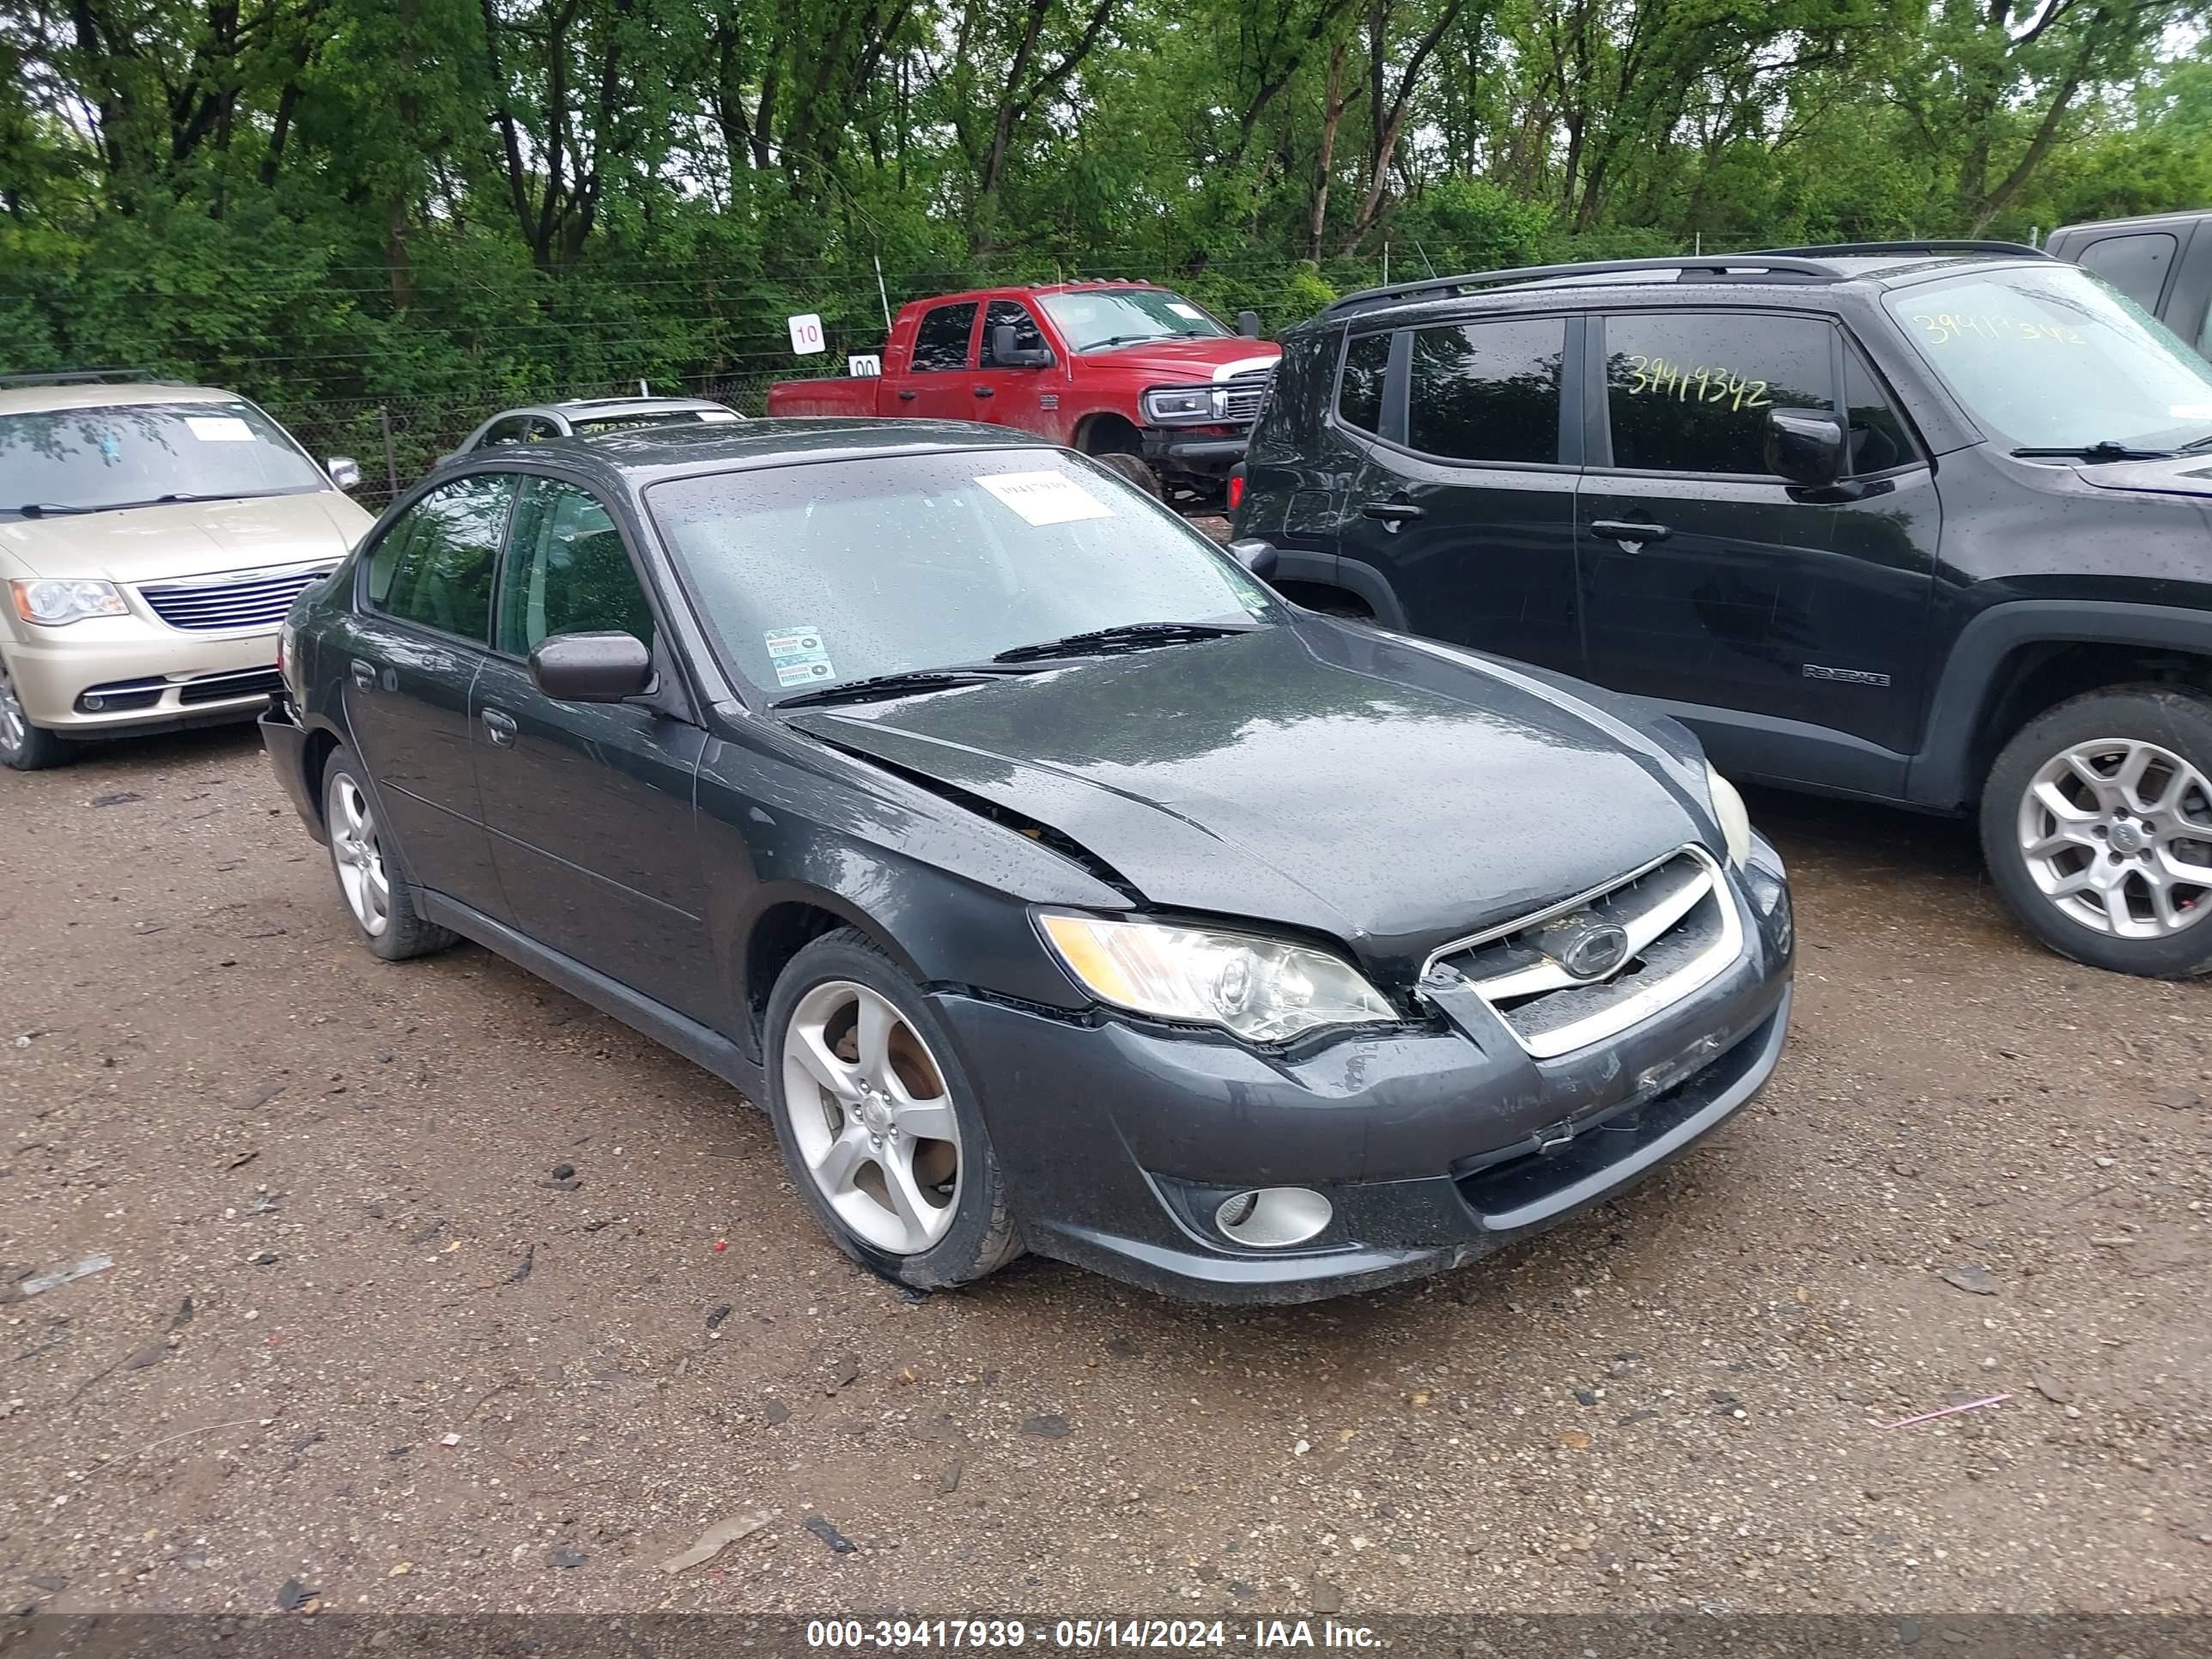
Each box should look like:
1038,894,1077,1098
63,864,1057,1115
0,400,328,514
647,451,1273,697
1886,266,2212,452
1038,289,1231,352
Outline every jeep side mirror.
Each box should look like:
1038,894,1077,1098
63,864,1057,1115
326,456,362,492
1764,410,1846,489
530,631,653,703
991,323,1054,368
1225,537,1279,580
1237,310,1261,337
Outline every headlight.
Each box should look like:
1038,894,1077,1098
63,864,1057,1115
9,578,129,626
1142,386,1226,424
1705,762,1753,868
1038,912,1397,1044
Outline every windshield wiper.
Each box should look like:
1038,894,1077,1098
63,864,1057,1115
2175,432,2212,455
2011,441,2175,463
776,667,1031,710
16,502,96,517
1075,332,1165,352
16,490,285,518
992,621,1255,665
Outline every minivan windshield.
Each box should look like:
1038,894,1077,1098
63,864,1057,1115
1884,265,2212,453
0,400,329,515
1037,289,1231,352
647,450,1273,698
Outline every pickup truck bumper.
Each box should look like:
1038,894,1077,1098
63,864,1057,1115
1141,429,1250,478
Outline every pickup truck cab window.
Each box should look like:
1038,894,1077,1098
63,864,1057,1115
1883,264,2212,453
911,302,978,372
1601,312,1835,477
365,472,516,643
981,301,1049,366
2075,231,2179,313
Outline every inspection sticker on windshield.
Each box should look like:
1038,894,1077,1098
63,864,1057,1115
696,410,740,423
185,416,255,442
766,627,835,687
1167,302,1205,320
976,471,1114,526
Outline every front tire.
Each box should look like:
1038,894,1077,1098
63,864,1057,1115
0,652,73,772
1092,450,1164,500
1981,684,2212,977
322,750,456,962
763,928,1023,1291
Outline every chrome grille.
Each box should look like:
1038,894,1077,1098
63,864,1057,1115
1220,371,1273,425
1422,847,1741,1060
139,565,331,633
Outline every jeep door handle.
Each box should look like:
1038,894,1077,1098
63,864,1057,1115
482,708,518,748
350,659,378,690
1590,519,1671,546
972,385,994,398
1360,501,1425,523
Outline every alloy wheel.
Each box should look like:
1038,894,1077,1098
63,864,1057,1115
330,776,392,938
781,979,963,1255
2017,737,2212,939
0,659,26,760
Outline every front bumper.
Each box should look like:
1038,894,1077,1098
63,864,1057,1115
1138,428,1252,478
933,844,1794,1304
3,612,281,735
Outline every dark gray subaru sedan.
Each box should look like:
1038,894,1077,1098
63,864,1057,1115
262,420,1794,1304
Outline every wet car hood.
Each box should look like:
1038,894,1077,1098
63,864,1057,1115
2074,456,2212,501
789,622,1715,979
0,490,372,582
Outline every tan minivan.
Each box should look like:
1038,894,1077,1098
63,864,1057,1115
0,375,374,770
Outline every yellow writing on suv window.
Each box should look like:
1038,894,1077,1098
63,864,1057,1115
1911,313,2085,347
1622,356,1771,410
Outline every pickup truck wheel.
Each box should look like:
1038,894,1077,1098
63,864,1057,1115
1093,451,1164,500
1981,685,2212,977
0,652,73,772
764,928,1024,1291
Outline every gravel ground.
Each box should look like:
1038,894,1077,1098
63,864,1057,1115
1,723,2207,1620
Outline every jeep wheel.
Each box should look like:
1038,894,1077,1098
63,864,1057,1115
1981,685,2212,977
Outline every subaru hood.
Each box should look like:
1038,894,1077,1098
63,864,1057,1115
0,490,372,583
788,622,1721,983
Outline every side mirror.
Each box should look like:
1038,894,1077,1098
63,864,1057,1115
1237,310,1261,338
529,631,653,703
1225,537,1279,580
1764,410,1846,489
326,456,362,492
990,323,1054,368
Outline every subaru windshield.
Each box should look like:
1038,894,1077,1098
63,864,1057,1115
1037,289,1231,353
1884,264,2212,454
0,401,330,516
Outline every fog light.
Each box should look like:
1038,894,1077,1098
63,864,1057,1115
82,694,105,711
1213,1186,1332,1249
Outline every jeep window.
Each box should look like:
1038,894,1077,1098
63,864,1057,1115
1036,289,1231,352
647,450,1273,698
1407,318,1565,465
981,301,1048,366
1602,313,1834,476
364,472,516,644
1884,264,2212,452
1844,344,1916,475
911,302,978,372
0,400,330,516
1336,333,1391,434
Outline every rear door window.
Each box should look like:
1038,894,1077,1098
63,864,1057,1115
1407,317,1565,464
2077,232,2179,313
1336,333,1391,434
365,473,517,643
912,302,979,372
1601,312,1837,476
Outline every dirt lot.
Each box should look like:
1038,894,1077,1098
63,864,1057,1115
2,723,2207,1620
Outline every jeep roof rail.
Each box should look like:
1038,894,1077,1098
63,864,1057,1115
1320,254,1849,319
1750,240,2052,261
0,368,163,388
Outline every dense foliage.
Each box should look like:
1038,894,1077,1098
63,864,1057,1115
4,0,2209,488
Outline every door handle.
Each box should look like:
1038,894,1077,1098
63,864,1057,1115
1360,501,1425,523
896,389,918,402
349,659,378,690
972,385,995,398
1590,519,1671,546
482,708,518,748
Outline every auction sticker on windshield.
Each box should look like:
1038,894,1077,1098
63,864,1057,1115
185,416,256,442
766,627,836,686
976,471,1114,526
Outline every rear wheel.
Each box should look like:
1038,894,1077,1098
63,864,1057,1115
323,750,456,961
1981,685,2212,977
0,652,73,772
763,929,1023,1291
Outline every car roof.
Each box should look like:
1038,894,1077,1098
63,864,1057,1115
550,396,736,416
0,380,256,416
448,416,1054,487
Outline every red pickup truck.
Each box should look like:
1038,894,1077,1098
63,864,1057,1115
764,280,1280,502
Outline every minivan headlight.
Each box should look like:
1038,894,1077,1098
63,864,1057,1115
1038,912,1397,1043
9,578,129,627
1705,762,1753,868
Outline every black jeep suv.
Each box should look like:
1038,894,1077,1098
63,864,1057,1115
1233,241,2212,978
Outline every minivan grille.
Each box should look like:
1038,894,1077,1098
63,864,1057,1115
139,565,331,633
1423,847,1741,1060
1220,371,1273,425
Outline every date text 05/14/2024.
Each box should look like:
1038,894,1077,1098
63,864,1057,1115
804,1619,1382,1650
